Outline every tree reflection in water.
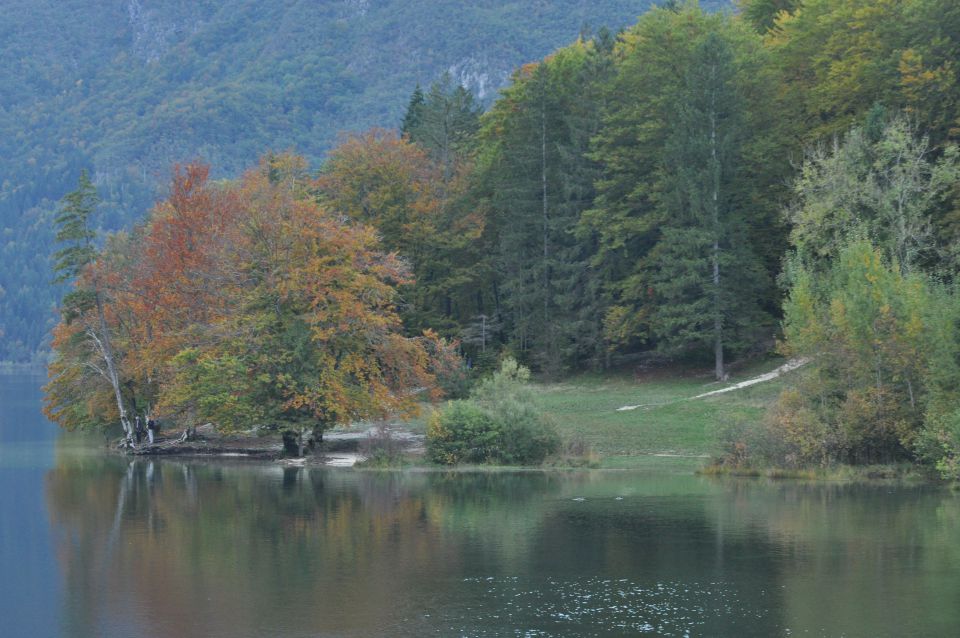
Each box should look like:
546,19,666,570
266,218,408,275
45,452,960,637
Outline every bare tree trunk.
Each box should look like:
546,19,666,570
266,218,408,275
89,291,131,445
709,79,724,382
105,461,135,559
541,94,550,359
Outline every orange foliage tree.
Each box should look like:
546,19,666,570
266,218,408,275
315,129,490,337
45,153,458,453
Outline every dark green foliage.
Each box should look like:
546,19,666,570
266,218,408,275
400,85,426,138
477,38,611,373
650,32,772,377
403,74,482,175
584,6,784,364
52,171,99,285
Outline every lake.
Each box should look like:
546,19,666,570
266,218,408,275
2,369,959,637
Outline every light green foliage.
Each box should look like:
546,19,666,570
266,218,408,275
758,114,960,473
161,347,268,432
914,287,960,478
427,358,560,465
427,401,500,465
790,114,960,275
780,241,932,463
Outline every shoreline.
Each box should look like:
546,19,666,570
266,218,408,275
108,428,954,485
112,422,424,468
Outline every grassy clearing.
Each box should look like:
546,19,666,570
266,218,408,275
364,357,790,472
535,357,788,470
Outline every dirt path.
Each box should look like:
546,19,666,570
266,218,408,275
616,358,809,412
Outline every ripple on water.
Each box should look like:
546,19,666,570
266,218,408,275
432,577,776,637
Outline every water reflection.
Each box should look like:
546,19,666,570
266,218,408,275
45,451,960,637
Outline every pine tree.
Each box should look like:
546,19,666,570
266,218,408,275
479,41,607,373
400,84,426,138
403,73,482,178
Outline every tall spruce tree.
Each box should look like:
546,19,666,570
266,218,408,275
585,6,785,363
479,41,607,373
584,6,712,356
650,32,771,379
400,84,426,138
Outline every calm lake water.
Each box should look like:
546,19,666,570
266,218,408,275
2,370,959,637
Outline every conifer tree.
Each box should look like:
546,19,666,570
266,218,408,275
479,41,608,373
400,84,426,137
403,73,482,178
650,32,771,379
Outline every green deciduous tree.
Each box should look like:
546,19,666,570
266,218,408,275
789,114,960,276
778,240,937,464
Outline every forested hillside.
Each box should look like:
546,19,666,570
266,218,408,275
1,0,726,361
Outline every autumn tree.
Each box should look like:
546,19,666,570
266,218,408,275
46,154,457,454
158,158,449,454
316,130,487,337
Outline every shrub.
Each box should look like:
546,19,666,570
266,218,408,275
426,358,560,465
916,409,960,480
715,388,832,469
546,437,601,468
426,401,500,464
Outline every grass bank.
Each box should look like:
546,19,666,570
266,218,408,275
534,358,788,471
